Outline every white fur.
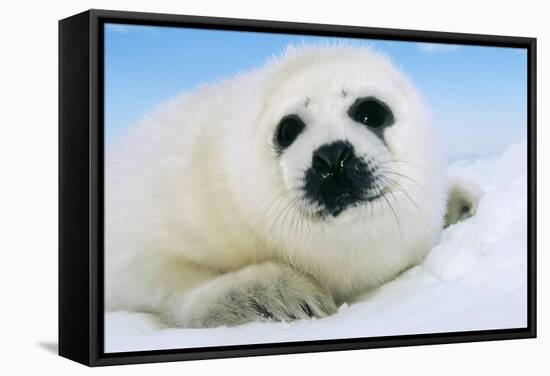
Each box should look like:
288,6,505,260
105,44,449,327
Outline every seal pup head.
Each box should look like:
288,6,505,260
224,44,447,296
249,45,445,224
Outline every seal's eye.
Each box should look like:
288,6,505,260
275,114,306,151
348,97,394,129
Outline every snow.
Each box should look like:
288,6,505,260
105,139,528,353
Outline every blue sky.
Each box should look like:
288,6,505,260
104,23,527,161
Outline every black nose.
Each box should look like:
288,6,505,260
312,141,353,172
304,141,373,216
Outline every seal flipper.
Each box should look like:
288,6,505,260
444,177,482,228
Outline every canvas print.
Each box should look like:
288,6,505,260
103,23,527,353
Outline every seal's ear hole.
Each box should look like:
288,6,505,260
444,178,482,228
275,114,306,152
460,204,471,217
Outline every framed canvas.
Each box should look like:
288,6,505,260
58,9,537,366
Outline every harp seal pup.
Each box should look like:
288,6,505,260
105,44,480,328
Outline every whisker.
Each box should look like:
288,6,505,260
264,189,301,236
379,158,422,170
377,168,430,198
381,190,403,241
279,195,301,235
378,175,422,214
376,175,431,230
261,187,300,224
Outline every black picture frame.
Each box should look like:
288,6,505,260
59,9,537,367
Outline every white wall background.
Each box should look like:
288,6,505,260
0,0,546,374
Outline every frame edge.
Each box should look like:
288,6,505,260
58,10,93,367
58,8,537,367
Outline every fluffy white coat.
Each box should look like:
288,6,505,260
105,44,469,327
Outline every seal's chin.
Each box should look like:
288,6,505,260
297,189,388,221
327,191,388,217
315,191,363,217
